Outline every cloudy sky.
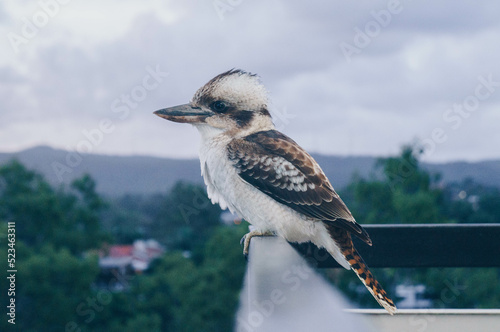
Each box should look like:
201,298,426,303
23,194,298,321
1,0,499,162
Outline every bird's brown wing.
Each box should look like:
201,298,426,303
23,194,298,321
227,130,371,245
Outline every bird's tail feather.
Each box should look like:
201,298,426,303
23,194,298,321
344,247,397,315
327,225,397,315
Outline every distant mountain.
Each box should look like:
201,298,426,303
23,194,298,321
425,160,500,189
0,146,201,196
1,146,499,196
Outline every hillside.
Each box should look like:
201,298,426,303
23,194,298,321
1,146,499,196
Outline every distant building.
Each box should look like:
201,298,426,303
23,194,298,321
97,239,165,290
396,284,432,309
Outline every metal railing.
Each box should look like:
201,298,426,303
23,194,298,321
292,223,500,268
236,224,500,332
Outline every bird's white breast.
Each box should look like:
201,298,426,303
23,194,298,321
194,124,322,241
193,124,349,268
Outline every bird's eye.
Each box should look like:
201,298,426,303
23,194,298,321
212,100,227,112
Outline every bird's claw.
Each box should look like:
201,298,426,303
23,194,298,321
240,234,247,246
240,230,274,258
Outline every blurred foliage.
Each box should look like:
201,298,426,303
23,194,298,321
84,225,247,332
102,182,222,255
0,160,245,331
17,245,99,331
149,181,222,253
0,160,109,254
333,145,500,309
344,146,446,224
1,145,500,331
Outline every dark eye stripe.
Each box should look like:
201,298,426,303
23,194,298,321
230,110,254,127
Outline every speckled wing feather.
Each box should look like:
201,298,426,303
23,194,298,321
227,130,371,245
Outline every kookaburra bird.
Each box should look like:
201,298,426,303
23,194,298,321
154,69,397,314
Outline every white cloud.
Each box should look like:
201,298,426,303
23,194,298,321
0,0,499,162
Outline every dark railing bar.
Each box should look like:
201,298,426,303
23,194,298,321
290,224,500,268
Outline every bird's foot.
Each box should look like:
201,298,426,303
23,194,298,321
240,230,274,257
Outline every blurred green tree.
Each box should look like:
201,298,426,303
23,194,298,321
149,181,222,252
334,145,500,309
0,161,109,331
3,244,99,331
87,224,247,331
346,145,446,224
0,160,109,253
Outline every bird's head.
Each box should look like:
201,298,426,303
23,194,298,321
154,69,274,136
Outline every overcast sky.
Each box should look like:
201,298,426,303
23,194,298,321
1,0,499,162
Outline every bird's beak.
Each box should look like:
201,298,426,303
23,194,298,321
154,103,213,124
